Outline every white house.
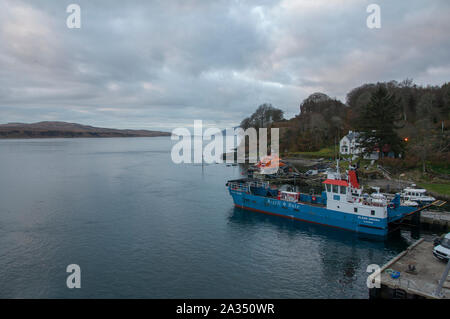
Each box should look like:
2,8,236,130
340,131,379,160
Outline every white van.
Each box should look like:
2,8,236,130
433,233,450,262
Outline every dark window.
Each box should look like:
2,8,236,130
371,210,375,216
354,207,358,213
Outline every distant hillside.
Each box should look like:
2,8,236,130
236,80,449,172
273,81,450,153
276,92,348,152
0,121,171,139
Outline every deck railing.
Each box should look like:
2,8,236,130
229,182,248,192
248,181,269,189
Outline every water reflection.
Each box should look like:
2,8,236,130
229,207,405,243
227,206,411,298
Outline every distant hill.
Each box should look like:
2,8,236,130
0,121,171,139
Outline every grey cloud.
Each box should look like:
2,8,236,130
0,0,449,130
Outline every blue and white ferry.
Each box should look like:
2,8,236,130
227,166,426,236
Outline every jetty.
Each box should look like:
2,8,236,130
369,238,450,299
405,209,450,231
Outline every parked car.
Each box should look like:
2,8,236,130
433,232,450,262
305,169,318,176
434,235,443,247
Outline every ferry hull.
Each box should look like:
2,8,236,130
229,189,389,236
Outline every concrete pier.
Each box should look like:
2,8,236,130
369,238,450,299
420,210,450,231
402,209,450,231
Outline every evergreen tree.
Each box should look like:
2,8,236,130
356,86,404,158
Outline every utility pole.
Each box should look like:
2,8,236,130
334,136,337,161
434,258,450,298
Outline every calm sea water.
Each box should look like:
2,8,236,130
0,137,414,298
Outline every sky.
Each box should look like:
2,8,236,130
0,0,449,131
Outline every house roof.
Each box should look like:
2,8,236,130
346,131,361,142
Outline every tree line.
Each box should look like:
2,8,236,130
240,80,450,172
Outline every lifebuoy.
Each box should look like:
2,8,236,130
312,196,316,201
388,203,395,209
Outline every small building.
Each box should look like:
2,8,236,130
340,131,379,160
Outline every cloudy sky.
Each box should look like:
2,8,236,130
0,0,449,131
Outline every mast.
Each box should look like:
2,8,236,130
336,158,340,177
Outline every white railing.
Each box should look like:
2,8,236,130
248,181,269,189
229,182,248,192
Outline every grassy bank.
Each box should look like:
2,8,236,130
418,182,450,197
285,147,336,159
428,163,450,176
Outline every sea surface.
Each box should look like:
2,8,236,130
0,137,420,298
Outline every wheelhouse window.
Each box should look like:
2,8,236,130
332,185,339,193
340,186,346,194
326,184,331,192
